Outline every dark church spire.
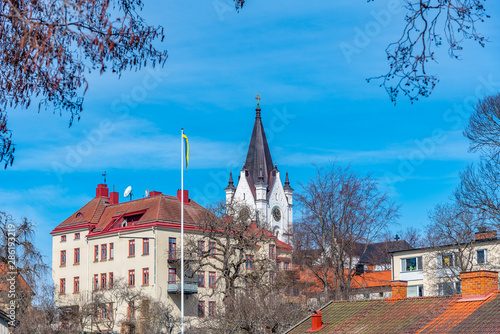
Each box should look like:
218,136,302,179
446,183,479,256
244,95,273,186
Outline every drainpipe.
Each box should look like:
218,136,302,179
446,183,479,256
153,226,157,300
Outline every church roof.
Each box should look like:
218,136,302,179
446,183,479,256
244,102,274,186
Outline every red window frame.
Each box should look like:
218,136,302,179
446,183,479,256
270,272,275,284
246,254,254,270
60,250,66,266
269,245,276,259
93,274,98,290
209,242,216,257
168,268,176,284
209,271,216,288
209,301,216,318
61,235,66,242
108,303,114,320
198,301,205,318
109,272,114,289
60,278,65,294
74,233,80,240
101,244,107,260
127,301,135,319
284,262,290,270
143,268,149,285
129,240,135,256
94,245,99,261
109,243,114,259
101,273,107,290
74,248,80,264
128,270,135,286
198,240,205,256
198,271,205,287
74,277,79,293
169,238,176,260
143,238,149,255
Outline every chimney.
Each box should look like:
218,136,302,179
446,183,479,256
460,271,498,297
109,191,119,205
475,230,497,241
150,191,162,197
96,184,109,198
177,190,189,205
306,310,326,332
390,280,408,299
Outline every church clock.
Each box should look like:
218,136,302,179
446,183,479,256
272,207,281,222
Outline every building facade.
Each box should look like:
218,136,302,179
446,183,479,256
391,230,500,297
225,99,294,244
51,184,292,332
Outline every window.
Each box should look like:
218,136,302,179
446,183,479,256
209,242,216,257
198,301,205,318
407,285,424,297
438,281,461,296
74,233,80,239
60,278,65,294
477,249,488,264
128,270,135,286
143,268,149,285
108,303,114,320
168,268,176,284
60,250,66,266
129,240,135,256
169,238,176,260
284,262,290,270
143,238,150,255
74,248,80,264
101,244,107,260
99,273,105,289
269,272,275,284
276,260,281,271
363,293,370,299
109,273,114,289
61,235,66,242
93,274,99,290
94,245,99,261
209,271,216,288
401,257,423,272
246,254,254,270
198,271,205,287
198,240,205,256
74,277,79,293
209,301,216,318
269,245,276,259
109,243,114,259
127,301,135,319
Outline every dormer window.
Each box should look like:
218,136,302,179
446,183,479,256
76,212,83,218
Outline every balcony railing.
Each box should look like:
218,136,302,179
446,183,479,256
167,279,198,294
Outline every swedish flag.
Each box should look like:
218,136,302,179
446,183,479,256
182,131,189,170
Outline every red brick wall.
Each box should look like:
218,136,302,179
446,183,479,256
391,280,408,299
460,271,498,296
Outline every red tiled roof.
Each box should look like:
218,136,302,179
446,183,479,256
286,292,500,334
298,269,391,293
0,263,33,294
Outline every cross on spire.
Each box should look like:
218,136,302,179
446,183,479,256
255,94,261,103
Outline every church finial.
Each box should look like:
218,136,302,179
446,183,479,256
255,94,261,118
228,171,234,187
284,171,290,186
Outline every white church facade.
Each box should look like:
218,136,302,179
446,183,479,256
225,97,294,244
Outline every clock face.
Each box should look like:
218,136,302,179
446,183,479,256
272,207,281,222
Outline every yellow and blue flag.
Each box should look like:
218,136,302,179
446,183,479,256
182,131,189,170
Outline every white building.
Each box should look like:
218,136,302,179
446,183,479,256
225,98,294,244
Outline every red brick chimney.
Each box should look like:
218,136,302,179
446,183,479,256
475,230,497,241
390,280,408,299
96,184,109,198
460,271,498,297
150,191,162,197
109,191,119,205
177,190,189,205
306,310,326,332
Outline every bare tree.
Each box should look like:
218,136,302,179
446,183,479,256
294,163,400,300
193,201,277,304
368,0,489,102
464,93,500,156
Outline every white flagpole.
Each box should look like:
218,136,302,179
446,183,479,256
181,128,185,333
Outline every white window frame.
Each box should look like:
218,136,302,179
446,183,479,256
401,256,423,272
476,249,488,265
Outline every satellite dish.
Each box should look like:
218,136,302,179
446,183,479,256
145,189,150,197
124,186,132,198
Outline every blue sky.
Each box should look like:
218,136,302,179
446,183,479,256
1,0,500,283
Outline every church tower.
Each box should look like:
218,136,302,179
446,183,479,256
225,95,293,244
